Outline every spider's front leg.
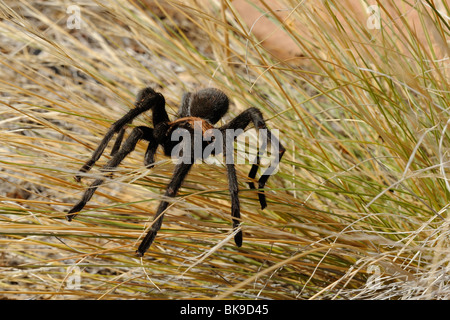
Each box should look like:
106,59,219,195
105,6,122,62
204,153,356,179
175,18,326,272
220,107,285,209
67,126,155,221
225,162,243,247
136,162,193,257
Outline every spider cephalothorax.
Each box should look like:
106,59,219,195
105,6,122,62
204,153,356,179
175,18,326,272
67,87,285,257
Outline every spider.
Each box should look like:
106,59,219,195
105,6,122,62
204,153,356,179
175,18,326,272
66,87,285,257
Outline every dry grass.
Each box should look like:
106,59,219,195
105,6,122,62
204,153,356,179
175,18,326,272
0,0,449,299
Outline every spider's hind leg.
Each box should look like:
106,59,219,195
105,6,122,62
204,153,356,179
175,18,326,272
75,88,164,182
67,126,155,221
110,127,127,157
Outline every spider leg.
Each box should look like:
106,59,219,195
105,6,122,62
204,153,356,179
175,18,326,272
220,130,243,246
75,88,165,182
252,129,285,209
226,162,243,247
110,127,126,156
67,126,155,221
220,107,285,209
136,162,193,257
178,92,192,118
247,151,260,190
144,134,158,168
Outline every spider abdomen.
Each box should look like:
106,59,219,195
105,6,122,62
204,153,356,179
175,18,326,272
189,88,229,124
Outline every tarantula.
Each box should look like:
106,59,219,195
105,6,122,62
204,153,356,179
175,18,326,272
67,87,285,257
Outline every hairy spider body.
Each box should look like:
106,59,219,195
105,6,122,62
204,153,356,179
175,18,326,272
67,87,285,257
